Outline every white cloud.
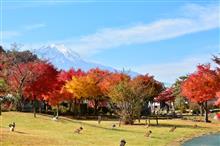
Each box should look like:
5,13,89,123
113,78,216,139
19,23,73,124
132,54,218,83
4,4,219,56
1,23,46,42
55,4,219,56
24,23,46,31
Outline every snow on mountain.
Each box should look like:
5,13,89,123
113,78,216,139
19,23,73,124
34,44,139,77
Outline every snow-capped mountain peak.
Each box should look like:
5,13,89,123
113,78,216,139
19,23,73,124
33,44,110,71
42,44,81,61
49,44,68,54
31,44,139,77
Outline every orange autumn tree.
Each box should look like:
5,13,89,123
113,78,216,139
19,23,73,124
181,64,220,122
57,68,85,113
65,68,110,115
99,72,130,95
213,55,220,107
65,75,100,115
86,68,110,115
65,76,88,100
132,74,164,102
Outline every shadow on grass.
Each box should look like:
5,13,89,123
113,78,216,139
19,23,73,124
37,113,207,132
58,117,144,134
0,128,29,135
14,131,29,134
140,123,207,130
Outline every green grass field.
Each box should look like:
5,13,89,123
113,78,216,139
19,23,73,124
0,112,219,146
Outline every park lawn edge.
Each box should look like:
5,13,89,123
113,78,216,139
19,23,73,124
167,127,220,146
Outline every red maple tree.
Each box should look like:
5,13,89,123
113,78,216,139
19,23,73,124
23,61,59,117
181,64,220,122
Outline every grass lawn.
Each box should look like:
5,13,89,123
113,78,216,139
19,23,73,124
0,112,220,146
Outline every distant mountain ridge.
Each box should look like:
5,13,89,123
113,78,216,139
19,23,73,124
32,44,139,77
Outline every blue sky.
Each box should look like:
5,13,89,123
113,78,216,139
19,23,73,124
1,0,220,83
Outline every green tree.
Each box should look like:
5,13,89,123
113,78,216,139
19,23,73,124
108,80,140,124
131,75,164,123
172,76,188,113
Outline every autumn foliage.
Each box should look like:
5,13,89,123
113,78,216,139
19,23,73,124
3,45,220,124
213,56,220,107
181,65,219,104
108,74,163,124
155,88,175,102
23,62,59,101
181,64,220,122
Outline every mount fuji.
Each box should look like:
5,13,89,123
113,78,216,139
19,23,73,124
32,44,139,77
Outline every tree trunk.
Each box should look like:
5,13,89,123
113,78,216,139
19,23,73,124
94,99,99,116
56,105,59,117
68,101,73,112
119,118,122,127
39,102,42,113
18,84,25,112
121,115,134,125
138,118,141,123
45,104,48,113
166,103,169,114
73,98,77,117
153,102,155,115
16,100,22,112
200,103,204,116
33,107,36,117
172,101,176,117
203,101,210,123
33,98,37,118
156,112,159,125
0,101,2,116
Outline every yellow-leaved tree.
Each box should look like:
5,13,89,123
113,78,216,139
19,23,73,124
65,74,104,115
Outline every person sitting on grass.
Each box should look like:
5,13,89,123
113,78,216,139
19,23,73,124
112,124,116,129
145,130,152,137
169,126,176,132
120,139,126,146
9,122,15,132
119,118,122,127
74,127,83,134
